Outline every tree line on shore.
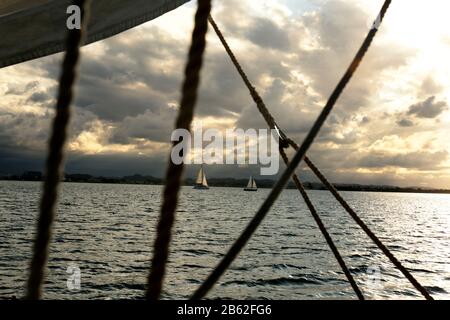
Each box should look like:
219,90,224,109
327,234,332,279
1,171,449,194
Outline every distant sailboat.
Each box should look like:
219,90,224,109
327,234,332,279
244,176,257,192
194,165,209,190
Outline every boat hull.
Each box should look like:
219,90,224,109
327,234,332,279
194,185,209,190
244,188,257,192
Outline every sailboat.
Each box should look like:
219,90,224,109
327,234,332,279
194,165,209,190
244,176,257,192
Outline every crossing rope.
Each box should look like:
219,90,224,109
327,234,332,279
279,148,364,300
203,1,432,300
191,0,413,300
211,13,363,300
294,146,434,300
146,0,212,300
26,0,91,300
206,2,432,300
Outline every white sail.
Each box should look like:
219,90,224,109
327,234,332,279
0,0,189,68
196,167,204,185
202,173,208,187
245,176,257,190
246,176,253,188
194,166,208,188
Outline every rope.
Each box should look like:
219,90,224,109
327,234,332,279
26,0,90,300
192,0,391,299
209,3,432,301
279,148,364,300
292,147,434,300
146,0,212,300
210,15,363,299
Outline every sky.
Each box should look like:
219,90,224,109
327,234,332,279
0,0,449,188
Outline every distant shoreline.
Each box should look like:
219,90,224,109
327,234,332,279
1,172,449,195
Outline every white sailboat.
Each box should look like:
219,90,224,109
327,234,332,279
244,176,257,192
194,165,209,190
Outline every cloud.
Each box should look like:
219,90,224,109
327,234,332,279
28,91,52,103
358,150,448,170
397,118,414,127
0,0,449,188
110,107,178,144
245,17,291,51
296,0,412,115
419,76,443,96
360,116,370,125
407,96,448,119
5,81,39,95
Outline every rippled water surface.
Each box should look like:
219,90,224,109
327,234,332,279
0,181,449,300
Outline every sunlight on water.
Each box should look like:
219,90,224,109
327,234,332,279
0,181,449,300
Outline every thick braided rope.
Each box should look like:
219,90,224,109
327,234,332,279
26,0,90,300
211,14,363,299
279,148,364,300
146,0,212,300
192,0,392,299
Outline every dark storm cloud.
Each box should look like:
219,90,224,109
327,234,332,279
110,107,178,144
77,78,168,122
65,152,168,177
36,54,178,123
407,96,448,119
0,148,45,175
95,32,185,94
34,18,284,123
0,106,97,154
30,27,185,124
0,112,51,151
